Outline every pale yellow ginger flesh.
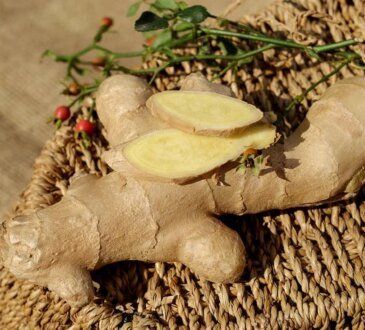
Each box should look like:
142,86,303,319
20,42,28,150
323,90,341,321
147,91,263,136
123,124,276,180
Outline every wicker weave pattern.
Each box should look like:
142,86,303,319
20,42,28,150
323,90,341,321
1,0,365,328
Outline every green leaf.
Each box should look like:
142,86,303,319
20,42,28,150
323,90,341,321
55,119,62,130
42,49,55,59
73,65,85,75
177,1,188,10
143,31,157,39
127,1,142,17
153,0,178,11
218,39,237,55
135,11,169,32
198,43,211,56
152,30,172,48
177,5,212,24
306,48,321,61
238,56,253,66
235,164,246,174
175,21,193,32
252,155,264,176
161,47,176,58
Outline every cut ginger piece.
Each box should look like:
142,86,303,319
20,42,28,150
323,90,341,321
122,123,276,181
146,91,263,136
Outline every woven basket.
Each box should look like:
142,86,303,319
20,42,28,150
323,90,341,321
2,0,365,328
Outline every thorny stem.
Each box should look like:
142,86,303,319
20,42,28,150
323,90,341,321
46,45,143,63
102,43,276,84
285,54,358,111
312,39,362,53
44,11,364,120
211,61,237,81
200,28,360,54
93,45,144,58
201,28,307,50
68,86,99,107
149,43,275,84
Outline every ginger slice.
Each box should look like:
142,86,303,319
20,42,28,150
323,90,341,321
122,123,276,181
146,91,263,137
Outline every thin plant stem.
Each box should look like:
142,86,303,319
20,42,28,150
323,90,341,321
201,28,307,49
285,56,355,111
211,61,237,81
311,39,361,53
107,43,276,84
148,44,275,84
44,8,364,121
68,86,99,107
200,28,360,54
93,45,144,58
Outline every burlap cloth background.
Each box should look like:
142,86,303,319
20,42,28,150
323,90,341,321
2,0,365,328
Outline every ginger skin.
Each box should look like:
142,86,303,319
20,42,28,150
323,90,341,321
1,74,365,306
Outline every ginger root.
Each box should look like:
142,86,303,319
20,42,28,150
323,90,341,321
1,74,365,306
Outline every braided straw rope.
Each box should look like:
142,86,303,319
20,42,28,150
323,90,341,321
2,0,365,328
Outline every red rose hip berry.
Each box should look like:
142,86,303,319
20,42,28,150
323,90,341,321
75,119,95,135
68,82,80,95
92,57,106,67
100,17,113,28
54,106,71,121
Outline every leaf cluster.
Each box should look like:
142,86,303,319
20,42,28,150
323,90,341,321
127,0,214,49
129,0,212,29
